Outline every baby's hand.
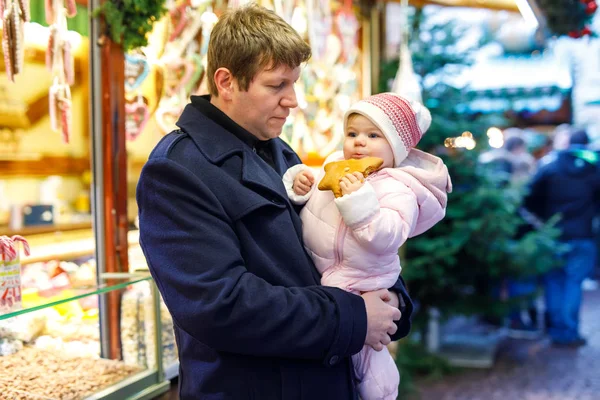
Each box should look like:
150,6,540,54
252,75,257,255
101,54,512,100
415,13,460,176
293,170,315,196
340,172,364,196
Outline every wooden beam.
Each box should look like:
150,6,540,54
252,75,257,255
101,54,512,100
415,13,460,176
0,156,89,176
99,33,129,362
407,0,519,11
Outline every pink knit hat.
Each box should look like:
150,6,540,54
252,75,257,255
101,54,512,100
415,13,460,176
343,92,432,167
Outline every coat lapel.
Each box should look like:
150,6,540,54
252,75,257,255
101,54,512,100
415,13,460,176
176,103,296,211
240,150,289,204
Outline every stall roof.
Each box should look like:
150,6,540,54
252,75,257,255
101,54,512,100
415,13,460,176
425,54,572,114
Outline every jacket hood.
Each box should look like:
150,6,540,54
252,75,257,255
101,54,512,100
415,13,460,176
557,146,600,177
379,148,452,235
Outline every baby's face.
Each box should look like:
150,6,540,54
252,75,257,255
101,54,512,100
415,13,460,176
343,114,394,168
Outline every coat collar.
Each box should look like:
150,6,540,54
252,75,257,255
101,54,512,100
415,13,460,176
177,104,245,163
176,103,294,203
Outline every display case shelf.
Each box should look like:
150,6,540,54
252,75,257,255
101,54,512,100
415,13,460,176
19,228,140,265
0,274,152,321
85,369,171,400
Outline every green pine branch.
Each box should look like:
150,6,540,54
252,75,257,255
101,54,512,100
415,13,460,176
93,0,167,52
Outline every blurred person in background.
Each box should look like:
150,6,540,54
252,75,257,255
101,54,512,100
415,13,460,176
479,133,536,186
523,129,600,347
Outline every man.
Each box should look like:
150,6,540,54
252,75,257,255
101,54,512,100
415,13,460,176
524,129,600,347
136,5,413,399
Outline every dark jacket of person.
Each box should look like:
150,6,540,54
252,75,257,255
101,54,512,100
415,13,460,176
137,104,413,399
524,146,600,240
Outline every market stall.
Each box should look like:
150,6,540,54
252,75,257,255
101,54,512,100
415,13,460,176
1,0,373,396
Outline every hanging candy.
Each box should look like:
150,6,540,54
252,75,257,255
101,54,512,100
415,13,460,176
168,0,191,42
1,0,26,82
65,0,76,17
45,0,54,24
46,3,75,85
17,0,29,21
46,25,58,71
58,90,72,143
335,0,359,66
49,78,72,143
62,37,74,85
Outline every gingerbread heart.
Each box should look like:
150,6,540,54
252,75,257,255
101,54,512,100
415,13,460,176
168,3,191,42
125,97,150,141
336,9,359,65
155,99,183,135
186,53,204,94
318,157,384,198
125,54,150,92
164,58,194,97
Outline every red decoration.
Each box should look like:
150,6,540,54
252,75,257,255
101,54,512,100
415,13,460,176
585,1,598,13
568,30,581,38
581,26,593,35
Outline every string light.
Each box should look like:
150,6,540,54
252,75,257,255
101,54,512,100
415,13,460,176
444,131,476,150
487,127,504,148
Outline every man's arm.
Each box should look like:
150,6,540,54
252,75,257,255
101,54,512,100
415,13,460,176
137,158,397,362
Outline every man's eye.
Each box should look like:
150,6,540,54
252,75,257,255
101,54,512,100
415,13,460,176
271,83,285,89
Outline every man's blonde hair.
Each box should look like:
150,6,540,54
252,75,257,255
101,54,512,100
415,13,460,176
207,3,311,96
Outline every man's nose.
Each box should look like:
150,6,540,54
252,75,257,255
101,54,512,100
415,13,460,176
281,86,298,108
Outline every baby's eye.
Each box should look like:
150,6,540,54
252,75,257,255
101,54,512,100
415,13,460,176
347,132,357,137
368,133,380,139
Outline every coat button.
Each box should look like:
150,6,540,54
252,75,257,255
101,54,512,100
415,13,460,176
329,355,339,365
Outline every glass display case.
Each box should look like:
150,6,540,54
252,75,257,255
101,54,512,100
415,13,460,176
0,2,174,395
0,270,170,399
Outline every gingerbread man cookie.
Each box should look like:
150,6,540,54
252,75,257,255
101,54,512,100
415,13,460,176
318,157,384,198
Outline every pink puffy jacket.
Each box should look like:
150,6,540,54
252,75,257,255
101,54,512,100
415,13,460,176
283,149,452,292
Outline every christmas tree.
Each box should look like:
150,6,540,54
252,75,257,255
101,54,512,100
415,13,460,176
380,9,562,331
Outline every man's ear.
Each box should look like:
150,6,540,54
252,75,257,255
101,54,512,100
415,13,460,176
214,68,235,101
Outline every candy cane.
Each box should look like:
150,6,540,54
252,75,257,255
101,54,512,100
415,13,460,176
45,0,54,24
62,38,74,85
13,0,24,75
2,0,16,81
46,26,58,71
11,235,30,256
0,236,16,261
65,0,76,17
17,0,30,22
59,93,72,143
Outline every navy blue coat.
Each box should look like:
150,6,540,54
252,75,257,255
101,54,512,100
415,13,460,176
524,148,600,240
137,104,412,399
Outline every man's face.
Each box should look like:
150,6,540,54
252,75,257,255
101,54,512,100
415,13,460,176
228,64,300,141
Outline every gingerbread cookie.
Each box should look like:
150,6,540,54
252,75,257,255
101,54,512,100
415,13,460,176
318,157,384,198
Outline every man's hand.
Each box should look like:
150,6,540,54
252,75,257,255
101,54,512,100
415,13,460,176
293,170,315,195
386,291,400,309
361,289,401,351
